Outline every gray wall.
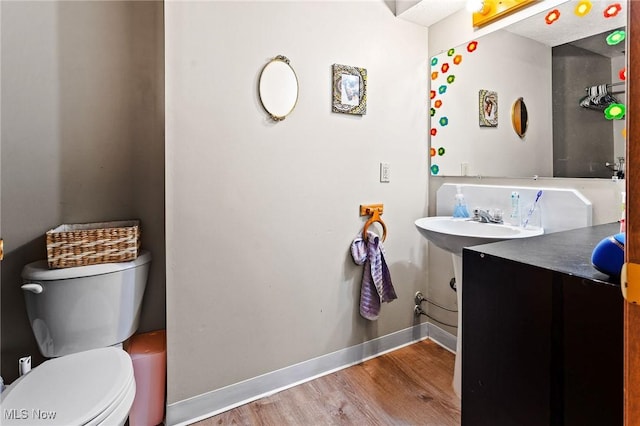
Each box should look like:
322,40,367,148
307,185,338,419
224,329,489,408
553,45,613,178
0,1,165,382
0,0,624,413
165,0,430,405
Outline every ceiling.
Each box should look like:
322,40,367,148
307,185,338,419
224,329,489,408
395,0,467,27
395,0,626,59
566,29,626,58
396,0,626,52
506,0,626,48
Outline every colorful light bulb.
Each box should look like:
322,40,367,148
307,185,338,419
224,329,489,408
619,67,626,81
606,30,626,46
574,1,592,16
604,103,625,120
603,3,622,18
545,9,560,24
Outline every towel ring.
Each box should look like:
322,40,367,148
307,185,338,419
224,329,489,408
363,209,387,242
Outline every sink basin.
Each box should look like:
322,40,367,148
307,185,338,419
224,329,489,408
415,216,544,256
414,216,543,399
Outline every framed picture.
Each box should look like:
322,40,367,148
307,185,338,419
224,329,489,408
479,89,498,127
332,64,367,115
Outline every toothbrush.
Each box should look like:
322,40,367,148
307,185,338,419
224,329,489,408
523,190,543,228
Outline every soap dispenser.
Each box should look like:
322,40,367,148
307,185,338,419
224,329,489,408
453,185,470,218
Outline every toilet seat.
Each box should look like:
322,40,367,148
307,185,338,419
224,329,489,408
85,372,135,426
88,375,136,426
0,347,135,426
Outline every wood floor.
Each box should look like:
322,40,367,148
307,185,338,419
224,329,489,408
194,340,460,426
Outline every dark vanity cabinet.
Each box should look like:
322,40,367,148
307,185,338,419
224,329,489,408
462,223,623,426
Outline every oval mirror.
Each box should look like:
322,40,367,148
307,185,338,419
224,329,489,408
258,55,299,121
511,97,528,138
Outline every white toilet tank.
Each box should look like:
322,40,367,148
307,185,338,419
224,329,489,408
21,251,151,357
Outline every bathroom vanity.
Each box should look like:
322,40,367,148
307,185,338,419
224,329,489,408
462,223,623,426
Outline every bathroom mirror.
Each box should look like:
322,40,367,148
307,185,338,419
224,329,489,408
429,1,626,178
511,97,528,138
258,55,299,121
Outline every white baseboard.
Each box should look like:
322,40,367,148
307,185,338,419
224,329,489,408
428,323,456,353
166,322,456,426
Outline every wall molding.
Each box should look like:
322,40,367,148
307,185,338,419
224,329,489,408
166,322,456,426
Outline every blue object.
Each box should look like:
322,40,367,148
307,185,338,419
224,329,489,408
453,204,470,218
453,186,470,218
591,233,625,277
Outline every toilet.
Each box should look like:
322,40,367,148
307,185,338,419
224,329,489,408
0,251,152,426
0,348,136,425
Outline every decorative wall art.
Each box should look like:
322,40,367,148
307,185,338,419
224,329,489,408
429,41,479,175
479,89,498,127
332,64,367,115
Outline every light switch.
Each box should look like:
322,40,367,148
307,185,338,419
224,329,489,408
380,162,390,183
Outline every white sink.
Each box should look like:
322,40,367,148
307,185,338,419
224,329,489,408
415,216,544,256
414,216,543,399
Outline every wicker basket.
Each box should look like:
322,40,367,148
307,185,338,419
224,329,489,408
46,220,141,269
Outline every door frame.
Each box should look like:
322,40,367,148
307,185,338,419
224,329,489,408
625,0,639,423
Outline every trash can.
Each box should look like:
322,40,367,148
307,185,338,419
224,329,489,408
127,329,166,426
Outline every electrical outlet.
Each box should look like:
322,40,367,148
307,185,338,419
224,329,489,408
380,162,390,182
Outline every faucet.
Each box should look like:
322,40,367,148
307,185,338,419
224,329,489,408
605,156,625,179
472,208,503,224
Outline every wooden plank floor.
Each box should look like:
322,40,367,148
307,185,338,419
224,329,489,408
194,340,460,425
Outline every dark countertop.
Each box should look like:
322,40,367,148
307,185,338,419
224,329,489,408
464,222,621,286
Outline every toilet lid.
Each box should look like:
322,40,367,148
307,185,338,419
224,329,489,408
22,250,151,281
0,347,133,426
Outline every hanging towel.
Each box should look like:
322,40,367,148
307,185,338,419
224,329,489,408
351,231,397,320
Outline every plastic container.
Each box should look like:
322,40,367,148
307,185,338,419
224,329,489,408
509,191,521,226
453,185,470,218
127,330,166,426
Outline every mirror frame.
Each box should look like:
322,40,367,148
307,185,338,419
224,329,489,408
625,0,640,422
258,55,299,121
511,97,528,138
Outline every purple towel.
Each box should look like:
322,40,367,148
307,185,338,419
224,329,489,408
351,231,397,320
